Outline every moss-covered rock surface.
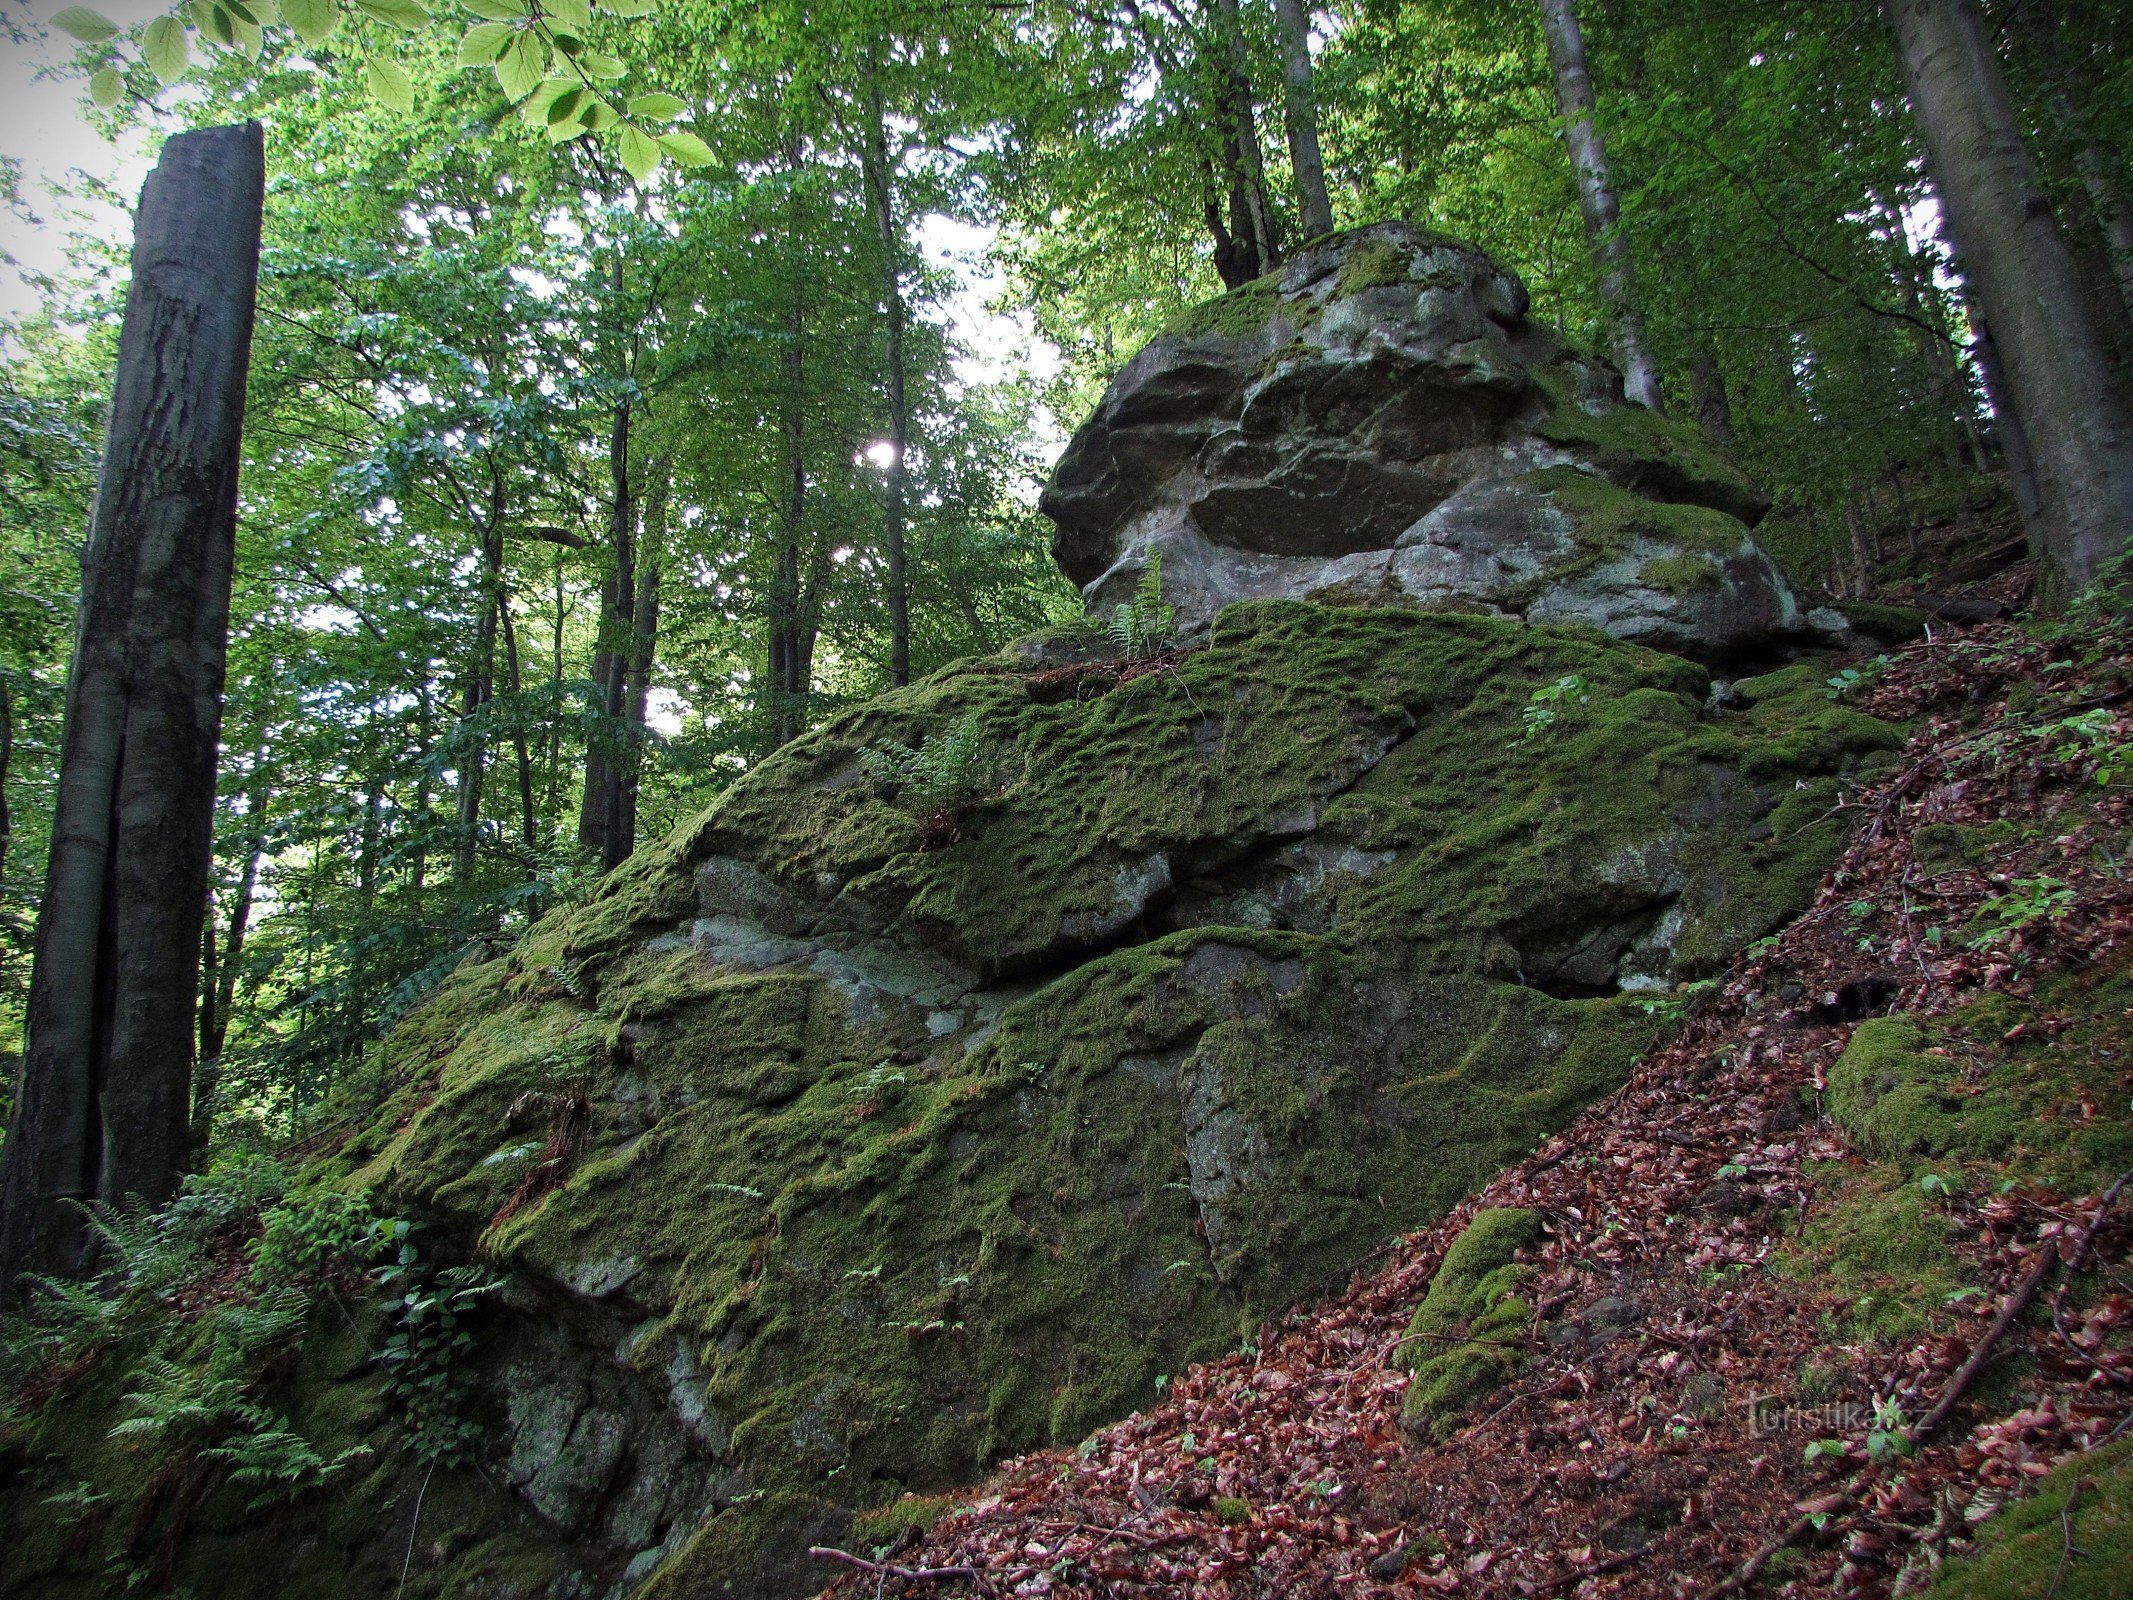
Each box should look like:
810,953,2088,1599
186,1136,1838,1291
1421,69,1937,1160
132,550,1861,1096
4,602,1900,1597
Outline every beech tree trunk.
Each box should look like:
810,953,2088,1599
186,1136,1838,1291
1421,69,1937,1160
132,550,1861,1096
609,464,665,872
1689,346,1736,445
1883,0,2133,602
1207,0,1280,287
0,124,263,1294
579,398,634,861
1274,0,1334,239
1537,0,1666,413
861,71,912,686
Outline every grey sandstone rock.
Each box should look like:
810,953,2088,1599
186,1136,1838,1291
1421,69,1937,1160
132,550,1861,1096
1043,222,1801,658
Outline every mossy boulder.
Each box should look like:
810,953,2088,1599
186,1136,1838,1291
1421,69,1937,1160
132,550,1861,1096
1394,1208,1543,1442
1043,222,1799,659
258,600,1898,1594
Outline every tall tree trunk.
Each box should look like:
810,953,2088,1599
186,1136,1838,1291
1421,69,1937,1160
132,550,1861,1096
1688,345,1736,446
1209,0,1280,285
191,768,267,1158
0,679,12,980
579,400,634,861
0,125,263,1294
1537,0,1666,413
1274,0,1333,239
861,71,912,687
772,135,810,748
612,465,666,871
1883,0,2133,603
453,508,504,883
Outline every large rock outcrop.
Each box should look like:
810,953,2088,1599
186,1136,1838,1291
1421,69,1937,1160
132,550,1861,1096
1044,223,1801,659
284,606,1892,1597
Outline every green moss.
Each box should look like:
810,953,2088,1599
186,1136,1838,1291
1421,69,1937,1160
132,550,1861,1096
1212,1496,1252,1525
1836,601,1929,644
1331,239,1412,297
1530,365,1766,520
135,601,1901,1586
636,1490,849,1600
1785,964,2133,1345
1161,274,1287,341
1638,554,1724,596
849,1491,958,1551
1527,465,1752,564
1926,1438,2133,1599
1395,1208,1542,1441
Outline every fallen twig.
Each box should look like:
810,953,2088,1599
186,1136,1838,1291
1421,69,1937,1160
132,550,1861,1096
808,1546,979,1583
2046,1478,2090,1600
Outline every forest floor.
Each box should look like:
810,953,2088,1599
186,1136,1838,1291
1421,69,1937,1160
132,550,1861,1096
819,596,2133,1599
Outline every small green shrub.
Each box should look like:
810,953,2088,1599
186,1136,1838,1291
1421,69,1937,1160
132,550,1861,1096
1968,875,2074,947
373,1220,504,1467
860,710,995,816
250,1187,379,1286
1519,674,1589,741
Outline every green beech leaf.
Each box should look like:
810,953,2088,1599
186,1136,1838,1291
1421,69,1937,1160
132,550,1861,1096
575,48,625,79
516,75,573,123
617,123,660,183
457,21,513,63
365,56,414,112
576,96,616,132
655,130,712,167
459,0,526,16
352,0,429,30
545,85,583,124
493,30,544,99
543,0,590,31
189,1,234,45
50,7,119,42
275,0,338,45
141,15,190,81
626,92,684,121
600,0,653,13
88,65,123,106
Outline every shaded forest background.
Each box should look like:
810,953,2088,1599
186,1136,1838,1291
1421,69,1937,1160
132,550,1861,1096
0,0,2125,1147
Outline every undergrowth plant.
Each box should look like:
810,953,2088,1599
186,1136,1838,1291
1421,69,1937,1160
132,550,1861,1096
1108,554,1177,658
861,710,995,816
374,1220,503,1467
1519,674,1590,741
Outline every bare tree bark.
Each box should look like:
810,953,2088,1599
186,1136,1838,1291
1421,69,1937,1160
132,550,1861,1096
612,464,665,870
861,67,912,686
1209,0,1280,284
579,397,634,861
1884,0,2133,602
1274,0,1333,239
1688,345,1736,446
0,124,263,1294
1537,0,1666,413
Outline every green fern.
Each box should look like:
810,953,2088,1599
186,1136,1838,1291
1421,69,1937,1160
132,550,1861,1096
1107,554,1177,659
860,711,994,814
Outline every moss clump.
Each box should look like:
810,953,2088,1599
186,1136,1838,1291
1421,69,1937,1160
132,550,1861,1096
1530,365,1767,523
1527,465,1753,564
1785,964,2133,1344
1829,1018,2022,1162
1638,554,1725,596
1161,274,1288,341
1925,1438,2133,1599
1212,1496,1252,1526
1331,239,1412,297
1395,1208,1542,1442
1836,601,1929,644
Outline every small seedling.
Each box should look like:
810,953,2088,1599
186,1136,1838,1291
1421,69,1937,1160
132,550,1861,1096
1520,674,1591,741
